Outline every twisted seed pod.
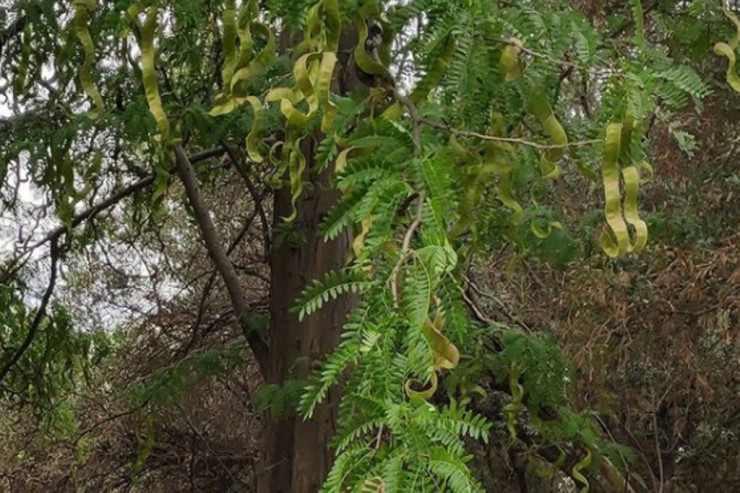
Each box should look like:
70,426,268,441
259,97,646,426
73,0,103,119
714,10,740,92
139,5,169,142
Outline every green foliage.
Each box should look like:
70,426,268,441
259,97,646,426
0,283,111,420
294,269,370,321
255,378,307,419
130,342,247,408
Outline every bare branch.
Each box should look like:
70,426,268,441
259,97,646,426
172,145,269,375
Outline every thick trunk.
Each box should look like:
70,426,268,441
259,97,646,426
256,138,353,492
256,26,364,492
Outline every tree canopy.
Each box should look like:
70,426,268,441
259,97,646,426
1,0,739,491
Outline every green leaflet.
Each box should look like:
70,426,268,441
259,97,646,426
598,121,648,258
630,0,646,50
527,95,567,179
13,23,30,94
382,35,456,121
139,5,170,142
714,10,740,93
73,0,103,119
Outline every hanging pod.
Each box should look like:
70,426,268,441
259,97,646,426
353,12,391,77
137,4,170,143
571,447,593,493
450,111,524,239
499,39,524,82
210,0,275,112
244,96,265,163
405,312,460,401
598,120,648,258
714,9,740,93
220,0,238,92
72,0,103,119
260,0,343,222
230,23,275,96
527,94,567,179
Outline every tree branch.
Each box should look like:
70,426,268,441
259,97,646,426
0,146,226,285
172,145,269,375
0,239,59,385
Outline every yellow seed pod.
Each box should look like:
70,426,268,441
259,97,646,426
714,9,740,92
598,122,648,257
499,39,524,81
139,5,169,142
73,0,103,119
527,95,567,179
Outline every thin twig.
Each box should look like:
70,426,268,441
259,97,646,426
390,194,424,306
420,117,601,150
389,90,426,306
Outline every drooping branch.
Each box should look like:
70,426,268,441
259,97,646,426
0,239,59,385
0,146,226,285
172,145,269,375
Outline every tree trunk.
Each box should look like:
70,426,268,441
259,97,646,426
256,26,365,492
256,140,353,492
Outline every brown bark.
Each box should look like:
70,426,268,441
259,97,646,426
256,136,353,493
256,26,364,492
173,145,269,374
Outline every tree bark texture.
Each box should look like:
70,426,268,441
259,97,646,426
256,28,363,493
257,141,353,492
